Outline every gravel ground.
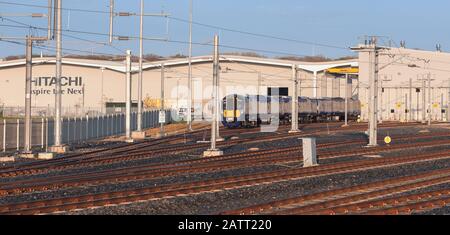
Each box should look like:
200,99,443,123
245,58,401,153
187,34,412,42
417,206,450,215
63,158,450,215
1,123,450,215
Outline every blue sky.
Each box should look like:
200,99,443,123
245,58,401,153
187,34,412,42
0,0,449,59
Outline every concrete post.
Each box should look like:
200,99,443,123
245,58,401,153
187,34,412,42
289,64,300,133
203,35,223,157
24,36,32,153
109,0,114,44
215,46,223,141
187,0,194,132
53,0,63,150
137,0,144,132
211,35,218,149
47,0,52,40
46,0,67,154
368,43,378,147
302,138,318,167
343,73,349,127
125,50,133,142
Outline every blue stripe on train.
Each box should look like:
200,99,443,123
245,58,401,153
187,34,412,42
222,121,241,128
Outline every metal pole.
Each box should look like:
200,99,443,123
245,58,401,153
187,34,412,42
368,40,378,147
257,72,261,122
125,50,132,140
160,64,165,136
448,78,450,122
2,119,6,152
290,65,299,133
177,79,180,108
54,0,62,147
441,93,444,122
344,73,349,127
395,87,399,121
24,36,33,153
106,115,109,137
97,116,99,138
67,118,70,142
313,71,318,98
16,119,20,151
405,94,408,122
211,35,219,150
74,117,77,142
216,45,222,141
86,115,89,140
409,78,413,122
137,0,144,132
379,79,383,123
52,0,57,40
47,0,52,40
101,67,105,114
82,84,85,116
41,118,44,149
109,0,114,44
422,80,426,123
45,118,48,152
187,0,193,131
417,87,420,121
428,73,432,125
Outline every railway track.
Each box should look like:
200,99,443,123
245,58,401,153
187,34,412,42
2,145,450,215
1,129,449,197
0,122,428,179
221,168,450,215
303,188,450,215
360,190,450,215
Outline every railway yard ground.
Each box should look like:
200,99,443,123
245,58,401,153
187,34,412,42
1,121,450,215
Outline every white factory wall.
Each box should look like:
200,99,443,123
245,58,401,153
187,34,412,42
358,47,450,122
0,56,355,117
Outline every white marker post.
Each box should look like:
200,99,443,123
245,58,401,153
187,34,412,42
301,137,318,167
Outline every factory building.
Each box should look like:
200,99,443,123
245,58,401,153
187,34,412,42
356,46,450,122
0,55,357,119
2,46,448,122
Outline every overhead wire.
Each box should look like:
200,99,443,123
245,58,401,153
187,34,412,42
0,0,351,51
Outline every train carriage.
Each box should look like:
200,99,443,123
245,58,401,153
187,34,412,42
222,94,361,128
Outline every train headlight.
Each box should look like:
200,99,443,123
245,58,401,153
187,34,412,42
227,118,234,122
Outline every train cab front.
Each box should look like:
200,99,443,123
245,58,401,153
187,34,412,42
222,94,243,128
